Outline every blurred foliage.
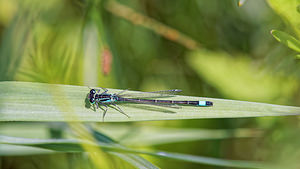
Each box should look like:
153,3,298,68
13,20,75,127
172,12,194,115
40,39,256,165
271,30,300,53
187,50,298,103
1,0,300,168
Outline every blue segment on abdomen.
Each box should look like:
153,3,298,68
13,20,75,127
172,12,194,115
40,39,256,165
198,101,207,106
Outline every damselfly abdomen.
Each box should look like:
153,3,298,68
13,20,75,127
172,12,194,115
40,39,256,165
88,88,213,120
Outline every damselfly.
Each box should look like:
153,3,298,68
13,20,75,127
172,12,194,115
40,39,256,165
88,88,213,119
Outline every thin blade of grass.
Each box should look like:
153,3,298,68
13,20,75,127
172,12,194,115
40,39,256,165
0,135,274,169
0,144,54,156
0,123,261,147
95,124,263,146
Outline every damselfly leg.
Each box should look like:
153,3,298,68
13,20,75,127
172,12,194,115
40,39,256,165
100,87,108,94
99,102,108,121
96,101,129,120
116,89,129,95
111,103,130,118
95,102,99,109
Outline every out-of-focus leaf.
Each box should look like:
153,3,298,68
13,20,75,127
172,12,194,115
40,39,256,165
0,123,262,147
91,129,159,169
0,8,32,80
0,144,54,156
0,135,274,169
96,125,263,146
271,30,300,53
0,123,51,138
187,50,298,102
0,124,159,169
17,25,83,84
110,152,158,169
267,0,300,37
144,151,271,169
238,0,248,7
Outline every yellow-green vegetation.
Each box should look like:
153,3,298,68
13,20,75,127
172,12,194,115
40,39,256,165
1,0,300,169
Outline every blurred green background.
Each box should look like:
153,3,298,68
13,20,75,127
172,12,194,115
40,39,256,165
1,0,300,168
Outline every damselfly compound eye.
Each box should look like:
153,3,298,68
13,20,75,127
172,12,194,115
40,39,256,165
90,97,95,104
90,89,96,94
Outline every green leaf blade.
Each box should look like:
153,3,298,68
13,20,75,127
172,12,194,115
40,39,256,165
271,30,300,53
0,81,299,122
